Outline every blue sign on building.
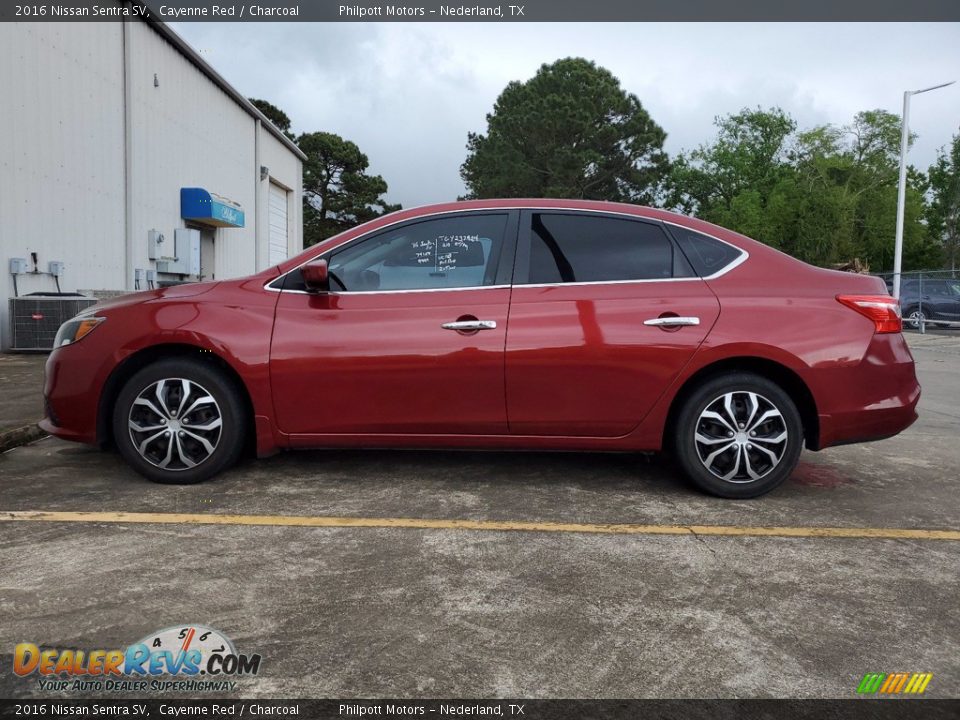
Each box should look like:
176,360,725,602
180,188,245,228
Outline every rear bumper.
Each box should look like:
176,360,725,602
815,333,920,449
817,387,920,448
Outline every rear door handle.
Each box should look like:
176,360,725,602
442,320,497,331
643,316,700,327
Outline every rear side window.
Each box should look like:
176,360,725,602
522,213,688,284
904,280,944,296
669,226,745,277
928,281,950,296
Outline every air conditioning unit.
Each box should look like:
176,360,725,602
9,295,98,351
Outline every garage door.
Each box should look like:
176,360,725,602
268,183,289,266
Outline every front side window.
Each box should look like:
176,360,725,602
324,214,508,292
522,213,687,284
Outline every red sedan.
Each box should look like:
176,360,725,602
41,200,919,498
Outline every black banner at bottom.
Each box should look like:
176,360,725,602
1,699,960,719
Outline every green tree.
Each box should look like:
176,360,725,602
668,108,797,249
810,111,935,270
247,100,400,247
927,133,960,271
667,107,938,271
846,109,903,169
299,131,401,247
249,97,296,141
461,57,669,203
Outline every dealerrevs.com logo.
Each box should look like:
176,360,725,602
13,625,261,693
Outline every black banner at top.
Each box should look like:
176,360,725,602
1,0,959,22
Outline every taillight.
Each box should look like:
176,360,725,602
836,295,901,334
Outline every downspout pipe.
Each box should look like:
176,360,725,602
122,8,135,291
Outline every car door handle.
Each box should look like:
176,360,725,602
442,320,497,331
643,316,700,327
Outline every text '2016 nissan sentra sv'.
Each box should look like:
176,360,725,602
41,199,920,498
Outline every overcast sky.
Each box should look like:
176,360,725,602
172,22,960,209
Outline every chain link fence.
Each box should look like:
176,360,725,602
874,270,960,334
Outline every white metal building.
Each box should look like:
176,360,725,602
0,20,305,350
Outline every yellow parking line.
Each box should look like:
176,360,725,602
2,510,959,541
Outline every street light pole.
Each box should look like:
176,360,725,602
892,80,955,300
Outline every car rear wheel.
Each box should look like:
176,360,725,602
112,358,245,484
903,306,926,330
673,372,803,498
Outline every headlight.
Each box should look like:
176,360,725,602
54,316,105,348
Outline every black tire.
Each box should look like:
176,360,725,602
673,372,803,499
903,306,926,330
112,357,245,484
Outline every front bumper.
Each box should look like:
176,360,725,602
40,345,103,446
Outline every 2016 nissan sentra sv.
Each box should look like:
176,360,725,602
41,200,920,498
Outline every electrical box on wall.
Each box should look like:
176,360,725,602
178,229,201,276
147,230,168,261
156,229,200,276
9,258,29,275
48,261,65,277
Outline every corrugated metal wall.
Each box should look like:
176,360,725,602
260,129,304,264
127,21,256,281
0,21,304,350
0,22,126,309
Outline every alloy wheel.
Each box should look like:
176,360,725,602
127,378,223,471
694,391,788,484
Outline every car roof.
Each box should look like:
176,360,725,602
270,198,786,278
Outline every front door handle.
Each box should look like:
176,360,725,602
643,316,700,327
442,320,497,331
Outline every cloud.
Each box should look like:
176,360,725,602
173,22,960,208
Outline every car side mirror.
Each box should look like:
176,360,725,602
302,259,329,293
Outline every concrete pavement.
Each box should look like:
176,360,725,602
0,353,44,431
0,352,46,453
0,334,958,699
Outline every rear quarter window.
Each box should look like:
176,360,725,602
669,226,745,278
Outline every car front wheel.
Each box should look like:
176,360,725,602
112,357,245,484
673,372,803,498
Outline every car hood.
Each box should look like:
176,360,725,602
83,282,221,315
